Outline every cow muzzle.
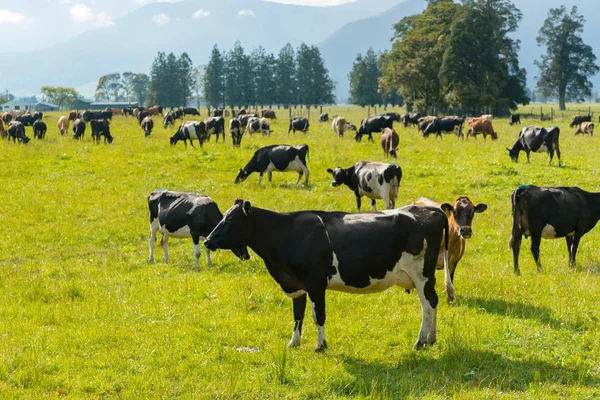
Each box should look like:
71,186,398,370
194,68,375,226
459,227,472,239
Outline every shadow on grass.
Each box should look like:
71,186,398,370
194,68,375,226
460,296,578,331
331,347,598,397
277,182,315,190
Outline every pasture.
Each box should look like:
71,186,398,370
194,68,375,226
1,106,600,398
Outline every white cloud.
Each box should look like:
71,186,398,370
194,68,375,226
152,13,170,25
237,9,255,17
69,4,114,26
0,10,33,23
193,9,210,19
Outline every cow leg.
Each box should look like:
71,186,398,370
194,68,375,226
569,234,582,268
510,226,523,275
368,133,374,143
371,199,377,211
287,294,307,348
204,242,213,267
526,151,531,164
555,146,562,167
548,149,554,165
530,232,543,272
148,219,159,263
296,171,303,185
301,164,309,185
404,264,437,349
191,234,202,269
161,235,170,263
382,190,391,210
566,236,574,267
355,192,362,211
258,172,265,185
268,172,273,182
308,290,327,352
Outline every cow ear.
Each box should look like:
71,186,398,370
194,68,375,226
440,203,454,215
474,203,488,213
506,148,511,152
243,201,252,215
326,168,333,174
234,198,244,206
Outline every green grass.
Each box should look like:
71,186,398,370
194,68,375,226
1,105,600,398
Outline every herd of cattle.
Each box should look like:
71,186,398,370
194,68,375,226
3,104,599,353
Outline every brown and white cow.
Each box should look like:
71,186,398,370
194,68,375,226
575,122,594,135
380,127,399,158
412,196,487,301
1,112,12,124
146,106,162,116
467,118,497,140
58,116,70,136
68,110,77,121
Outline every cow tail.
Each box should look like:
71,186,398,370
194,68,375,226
443,213,455,303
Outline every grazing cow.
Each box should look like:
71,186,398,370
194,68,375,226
90,119,114,144
262,109,277,119
332,116,348,137
510,185,600,275
141,116,154,136
327,162,402,210
146,106,163,116
72,118,86,140
7,122,30,143
32,120,47,139
238,113,258,130
235,144,310,185
288,117,310,134
182,107,200,116
355,115,394,142
320,113,329,122
163,111,177,129
509,114,521,125
137,111,149,126
235,109,247,117
204,117,226,142
507,126,561,166
58,116,70,136
411,196,486,300
204,199,453,351
247,117,271,136
133,108,140,119
229,118,243,147
15,113,38,126
123,106,135,116
0,119,6,138
383,112,402,122
570,115,591,128
68,110,78,121
170,121,207,147
213,109,224,117
110,108,123,116
466,118,497,140
380,128,399,158
1,112,12,124
417,116,435,133
575,122,594,135
80,110,112,122
402,112,421,127
423,117,464,138
148,190,227,269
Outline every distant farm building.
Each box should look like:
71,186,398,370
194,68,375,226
88,101,139,110
1,99,59,112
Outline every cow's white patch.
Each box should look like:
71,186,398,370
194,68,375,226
536,143,549,153
316,325,326,348
160,224,191,239
288,327,301,347
284,290,307,299
459,198,469,208
541,224,558,239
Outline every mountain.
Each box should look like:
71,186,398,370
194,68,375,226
0,0,403,96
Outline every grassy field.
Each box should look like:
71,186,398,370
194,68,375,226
1,104,600,398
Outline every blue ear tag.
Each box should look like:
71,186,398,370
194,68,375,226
390,163,396,167
517,185,531,191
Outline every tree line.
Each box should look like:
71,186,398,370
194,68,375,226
348,0,597,113
202,41,335,109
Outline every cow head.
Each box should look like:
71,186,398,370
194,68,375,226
506,147,519,162
440,197,487,239
235,168,249,184
163,114,172,129
327,167,350,187
204,199,251,261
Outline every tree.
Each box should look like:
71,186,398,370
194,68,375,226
131,74,149,106
224,41,253,108
0,92,14,104
252,46,276,107
535,5,599,110
349,49,381,107
40,86,79,109
274,43,297,107
192,65,206,108
296,43,335,107
177,52,195,106
149,51,195,107
95,73,122,102
203,45,226,108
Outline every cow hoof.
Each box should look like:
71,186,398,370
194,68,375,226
314,341,328,353
148,258,154,264
447,296,456,305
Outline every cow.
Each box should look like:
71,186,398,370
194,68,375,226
320,113,329,122
402,112,421,127
262,109,277,119
235,109,247,117
32,112,43,121
229,118,243,147
72,118,86,140
383,112,402,123
1,112,12,124
327,162,402,210
182,107,200,116
146,106,163,116
204,117,225,143
7,121,30,143
575,122,594,135
417,116,435,133
247,117,271,136
148,190,229,269
204,199,453,351
288,117,310,134
32,120,47,139
58,116,70,136
509,114,521,126
137,111,149,126
170,121,207,147
141,116,154,136
11,110,26,117
163,111,177,129
570,115,591,128
133,108,140,119
90,119,114,144
411,196,486,301
423,117,464,139
15,113,38,126
480,114,493,121
80,110,112,122
123,106,135,116
466,118,497,140
332,116,349,138
355,115,394,142
110,108,123,116
507,126,561,166
235,144,310,185
213,109,224,117
238,113,258,129
0,119,6,138
510,185,600,275
380,128,399,158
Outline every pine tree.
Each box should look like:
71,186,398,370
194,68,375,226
252,46,276,107
274,43,296,107
203,45,226,108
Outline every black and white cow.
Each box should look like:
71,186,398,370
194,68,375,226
507,126,561,166
163,111,177,129
204,117,225,142
32,120,47,139
355,115,394,142
510,185,600,275
327,162,402,210
7,121,30,143
229,118,243,147
235,144,310,185
204,199,453,352
288,117,310,134
423,117,464,138
15,113,39,126
182,107,200,116
509,114,521,125
170,121,207,147
72,118,86,140
81,110,112,122
319,113,329,122
90,119,114,144
570,115,591,128
247,117,271,136
148,190,226,269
